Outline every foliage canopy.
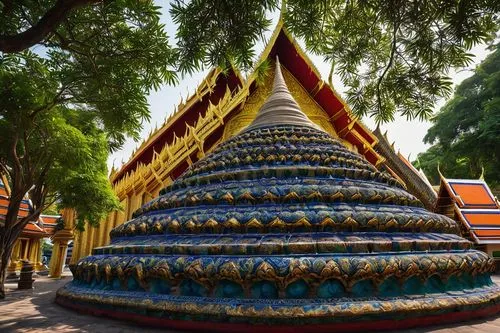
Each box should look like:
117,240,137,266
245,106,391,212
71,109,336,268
0,0,176,297
171,0,500,122
0,0,176,225
415,44,500,187
0,53,120,226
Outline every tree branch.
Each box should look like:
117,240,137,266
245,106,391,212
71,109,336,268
376,21,399,114
0,0,102,53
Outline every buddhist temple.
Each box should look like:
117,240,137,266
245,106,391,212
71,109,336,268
435,177,500,259
0,175,59,276
67,23,388,265
57,53,500,330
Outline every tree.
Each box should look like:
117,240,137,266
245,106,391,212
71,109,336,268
171,0,500,122
0,0,102,52
0,0,176,298
415,44,500,187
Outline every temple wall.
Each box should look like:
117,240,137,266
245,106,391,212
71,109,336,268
70,174,172,262
484,244,500,257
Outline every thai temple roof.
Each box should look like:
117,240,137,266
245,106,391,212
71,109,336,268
110,22,382,192
372,126,437,209
437,177,500,244
0,175,59,237
58,57,500,331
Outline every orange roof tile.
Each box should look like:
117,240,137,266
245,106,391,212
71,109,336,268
474,229,500,238
461,210,500,227
457,209,500,244
447,180,497,208
23,222,48,236
41,215,59,224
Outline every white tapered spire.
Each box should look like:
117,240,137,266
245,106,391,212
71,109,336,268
242,57,321,132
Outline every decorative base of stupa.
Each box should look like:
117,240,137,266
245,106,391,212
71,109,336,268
56,282,500,332
57,60,500,332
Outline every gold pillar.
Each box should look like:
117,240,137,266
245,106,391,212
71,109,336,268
128,193,142,219
103,211,116,245
49,209,75,277
115,199,127,228
28,239,38,263
22,239,29,259
85,225,95,256
28,238,44,274
28,239,36,268
101,223,107,247
78,229,88,260
7,240,21,278
78,224,94,258
49,229,73,278
69,230,82,265
34,239,45,272
92,223,102,249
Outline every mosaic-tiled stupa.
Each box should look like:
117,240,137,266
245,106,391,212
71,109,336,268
57,59,500,332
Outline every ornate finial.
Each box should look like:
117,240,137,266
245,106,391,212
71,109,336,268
479,165,485,181
242,57,320,133
437,162,444,179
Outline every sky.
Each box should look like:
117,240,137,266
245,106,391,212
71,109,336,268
108,2,492,170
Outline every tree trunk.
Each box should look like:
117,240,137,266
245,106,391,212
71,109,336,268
0,236,13,299
0,0,102,53
0,188,29,299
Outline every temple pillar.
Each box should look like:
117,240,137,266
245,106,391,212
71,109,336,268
129,192,142,219
77,223,95,258
69,231,82,265
77,230,88,259
22,239,29,259
92,223,102,249
27,238,44,272
99,219,108,247
34,239,45,272
103,212,116,245
49,209,75,278
115,200,127,228
49,229,73,278
6,240,21,279
28,239,38,263
85,225,96,256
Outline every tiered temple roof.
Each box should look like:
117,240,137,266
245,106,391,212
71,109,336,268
436,177,500,244
109,23,383,199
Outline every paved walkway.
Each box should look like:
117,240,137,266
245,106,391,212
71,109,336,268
1,272,500,332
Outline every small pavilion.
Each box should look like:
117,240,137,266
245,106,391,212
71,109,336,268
435,176,500,259
0,175,60,277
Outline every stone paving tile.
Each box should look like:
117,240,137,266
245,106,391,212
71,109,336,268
1,271,500,332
